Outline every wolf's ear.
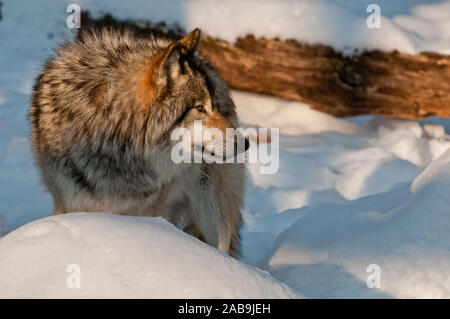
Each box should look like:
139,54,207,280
152,29,201,89
178,28,201,55
152,42,183,88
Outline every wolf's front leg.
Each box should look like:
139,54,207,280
207,163,246,258
177,163,245,258
188,192,236,256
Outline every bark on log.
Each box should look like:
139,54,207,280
79,13,450,119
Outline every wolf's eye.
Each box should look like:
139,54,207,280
195,105,206,113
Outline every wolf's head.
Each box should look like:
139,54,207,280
136,29,249,162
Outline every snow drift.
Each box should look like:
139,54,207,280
266,150,450,298
0,213,299,298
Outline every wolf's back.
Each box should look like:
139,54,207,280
29,28,175,199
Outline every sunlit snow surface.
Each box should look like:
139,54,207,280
1,0,450,298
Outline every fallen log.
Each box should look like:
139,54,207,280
79,13,450,119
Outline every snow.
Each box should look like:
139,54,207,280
3,1,448,57
2,0,450,298
0,213,299,298
236,95,450,293
265,150,450,298
76,0,450,55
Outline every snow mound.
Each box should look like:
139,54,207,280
0,213,300,298
265,149,450,298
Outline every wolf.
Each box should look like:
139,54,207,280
29,26,248,258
